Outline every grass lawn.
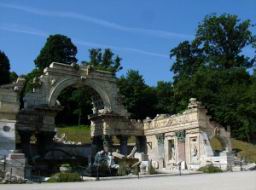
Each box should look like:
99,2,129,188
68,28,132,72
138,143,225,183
231,139,256,163
56,125,135,144
57,125,91,144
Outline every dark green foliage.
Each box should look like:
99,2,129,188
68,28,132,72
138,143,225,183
155,81,175,114
83,48,122,74
198,165,223,173
34,34,77,71
0,50,10,85
195,14,255,69
9,71,18,82
23,68,42,92
170,14,256,142
47,172,81,183
170,41,204,81
117,70,158,119
55,87,93,126
24,34,77,93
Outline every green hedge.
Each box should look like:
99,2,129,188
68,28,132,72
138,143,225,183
198,165,223,173
47,172,82,183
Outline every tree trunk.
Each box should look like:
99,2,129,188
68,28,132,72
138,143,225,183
78,109,81,126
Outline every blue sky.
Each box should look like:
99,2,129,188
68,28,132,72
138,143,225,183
0,0,255,85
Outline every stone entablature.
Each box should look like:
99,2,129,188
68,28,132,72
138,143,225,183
143,110,199,135
89,113,144,137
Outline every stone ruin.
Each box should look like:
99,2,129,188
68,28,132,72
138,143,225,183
0,62,234,179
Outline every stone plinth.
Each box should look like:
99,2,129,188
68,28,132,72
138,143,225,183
6,151,26,178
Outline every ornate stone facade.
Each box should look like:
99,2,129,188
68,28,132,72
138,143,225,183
143,98,232,170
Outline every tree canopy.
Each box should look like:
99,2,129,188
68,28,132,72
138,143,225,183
83,48,123,74
117,70,158,119
0,50,11,85
34,34,77,71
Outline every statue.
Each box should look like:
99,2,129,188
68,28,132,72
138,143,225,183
192,145,198,157
92,101,98,114
171,147,176,160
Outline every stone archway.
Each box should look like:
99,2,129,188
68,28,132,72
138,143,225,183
48,77,111,110
15,62,143,162
23,62,128,117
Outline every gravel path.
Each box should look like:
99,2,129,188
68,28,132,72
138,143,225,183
0,171,255,190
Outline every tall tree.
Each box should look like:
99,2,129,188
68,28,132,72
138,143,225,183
117,70,158,119
83,48,122,73
0,50,10,85
170,14,256,142
195,14,256,69
34,34,77,71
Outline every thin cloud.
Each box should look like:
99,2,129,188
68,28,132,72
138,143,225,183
75,40,168,58
0,24,168,58
0,24,47,37
0,3,193,40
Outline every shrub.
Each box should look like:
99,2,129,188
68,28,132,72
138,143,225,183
198,165,223,173
47,172,82,183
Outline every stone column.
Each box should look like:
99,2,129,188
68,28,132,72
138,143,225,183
103,135,112,152
36,131,56,156
117,135,128,155
18,130,33,160
156,134,165,168
136,136,146,153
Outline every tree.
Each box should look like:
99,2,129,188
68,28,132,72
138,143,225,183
34,34,77,71
55,87,93,126
170,41,204,81
117,70,158,119
0,50,10,85
195,14,256,69
171,14,256,81
170,14,256,142
155,81,175,114
83,48,122,73
10,71,18,82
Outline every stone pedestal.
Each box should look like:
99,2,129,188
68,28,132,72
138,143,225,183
6,151,26,178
